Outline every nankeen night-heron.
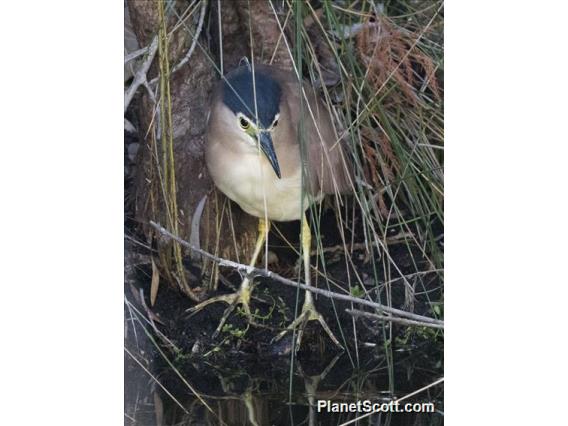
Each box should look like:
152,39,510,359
189,63,353,349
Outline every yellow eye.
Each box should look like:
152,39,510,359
239,117,250,130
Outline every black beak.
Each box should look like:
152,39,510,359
259,131,281,178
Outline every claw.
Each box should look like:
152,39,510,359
185,218,270,339
272,214,343,352
273,295,343,351
186,278,252,337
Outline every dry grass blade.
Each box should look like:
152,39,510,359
150,258,160,307
155,0,196,300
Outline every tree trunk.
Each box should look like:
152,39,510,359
127,0,294,297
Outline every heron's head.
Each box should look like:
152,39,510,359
221,66,282,178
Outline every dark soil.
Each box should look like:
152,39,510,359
124,204,443,425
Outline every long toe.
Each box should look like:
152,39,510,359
314,310,343,349
274,301,343,351
186,292,240,316
185,288,253,338
212,295,240,338
273,309,309,344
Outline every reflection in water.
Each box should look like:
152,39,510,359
125,346,443,426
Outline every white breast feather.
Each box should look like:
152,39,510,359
215,153,309,221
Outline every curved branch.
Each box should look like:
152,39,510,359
149,221,444,326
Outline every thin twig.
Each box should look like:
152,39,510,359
142,80,157,104
149,221,443,326
346,308,443,329
173,0,207,74
125,46,149,64
124,36,158,113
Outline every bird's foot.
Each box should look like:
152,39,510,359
186,280,252,338
273,296,343,352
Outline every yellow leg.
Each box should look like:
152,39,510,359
274,214,343,350
186,218,270,337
